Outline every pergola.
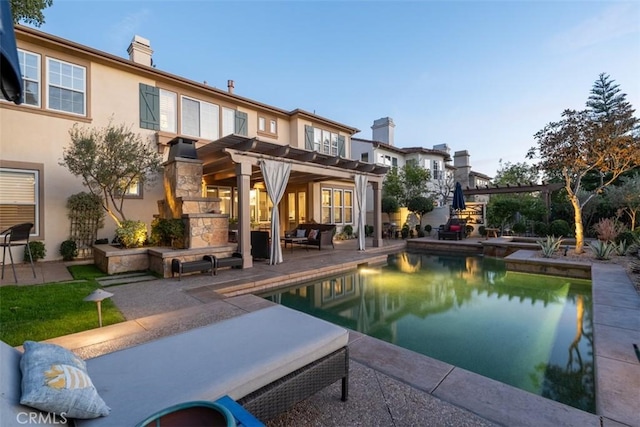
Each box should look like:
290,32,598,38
196,135,389,267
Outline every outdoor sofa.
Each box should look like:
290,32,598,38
285,223,336,250
438,218,466,240
1,305,349,426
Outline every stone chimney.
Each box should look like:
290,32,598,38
453,150,471,188
371,117,395,146
127,35,153,67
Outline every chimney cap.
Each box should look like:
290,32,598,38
131,35,150,47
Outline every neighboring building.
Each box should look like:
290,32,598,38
1,27,387,264
351,117,493,230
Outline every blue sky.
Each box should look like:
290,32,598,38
30,0,640,177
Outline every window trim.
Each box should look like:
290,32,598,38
46,57,86,116
321,186,354,225
257,114,278,137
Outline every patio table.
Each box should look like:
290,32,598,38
280,236,308,253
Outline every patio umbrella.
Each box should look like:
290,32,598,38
0,0,23,104
452,181,466,215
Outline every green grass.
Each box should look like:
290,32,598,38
0,268,126,346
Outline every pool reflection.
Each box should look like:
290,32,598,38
261,252,594,413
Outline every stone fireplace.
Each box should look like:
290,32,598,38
158,137,229,248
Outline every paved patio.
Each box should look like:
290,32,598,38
3,237,639,426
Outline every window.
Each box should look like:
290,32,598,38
432,160,443,180
258,116,278,136
140,85,246,137
222,107,235,136
360,152,369,162
159,89,176,133
304,125,345,156
0,168,39,234
47,58,85,115
206,186,232,215
17,49,40,106
120,178,142,198
321,187,353,225
181,96,219,140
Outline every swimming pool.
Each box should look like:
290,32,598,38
260,252,595,412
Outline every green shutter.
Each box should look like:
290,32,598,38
139,83,159,130
338,135,345,157
305,125,314,151
235,111,248,136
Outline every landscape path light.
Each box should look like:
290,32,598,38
84,289,114,327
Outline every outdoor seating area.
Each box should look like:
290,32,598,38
437,218,466,240
283,224,336,250
1,305,349,426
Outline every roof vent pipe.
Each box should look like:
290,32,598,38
227,80,234,94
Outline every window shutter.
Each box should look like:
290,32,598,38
139,83,159,130
234,111,248,136
338,135,345,157
304,125,314,150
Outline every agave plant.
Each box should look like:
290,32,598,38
614,240,630,256
589,240,616,260
537,235,563,258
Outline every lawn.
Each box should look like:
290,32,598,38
0,265,126,346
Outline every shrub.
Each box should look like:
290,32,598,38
465,225,474,236
533,221,549,237
59,240,78,261
615,231,636,246
549,219,571,237
115,220,147,248
537,236,563,258
592,218,624,242
401,223,410,239
343,224,353,236
365,225,374,237
424,224,432,235
589,240,616,260
25,241,46,262
149,218,185,247
512,222,527,235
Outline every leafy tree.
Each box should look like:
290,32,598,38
406,196,434,226
10,0,52,26
381,196,399,222
60,121,163,228
605,173,640,230
527,74,640,253
382,162,431,206
382,167,402,200
402,162,431,203
493,160,539,185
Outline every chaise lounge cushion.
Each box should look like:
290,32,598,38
20,341,110,419
75,305,348,426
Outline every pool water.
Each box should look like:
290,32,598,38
261,252,595,413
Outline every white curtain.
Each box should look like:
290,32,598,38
260,159,291,265
355,174,368,251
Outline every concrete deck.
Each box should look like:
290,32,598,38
3,237,639,426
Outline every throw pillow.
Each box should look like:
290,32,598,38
20,341,110,419
296,228,307,238
308,229,319,240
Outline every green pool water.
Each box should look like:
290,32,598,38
261,252,595,413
